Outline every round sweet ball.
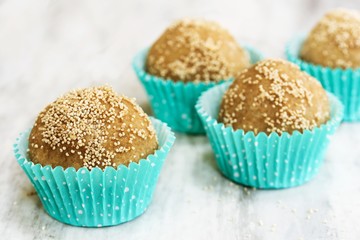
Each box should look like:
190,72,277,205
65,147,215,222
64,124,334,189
301,9,360,69
28,86,158,170
146,18,250,82
218,59,330,135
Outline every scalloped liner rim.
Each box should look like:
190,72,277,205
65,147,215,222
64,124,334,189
13,117,176,174
285,35,360,73
195,82,344,138
132,45,264,87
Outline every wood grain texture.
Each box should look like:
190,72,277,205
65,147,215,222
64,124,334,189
1,0,360,239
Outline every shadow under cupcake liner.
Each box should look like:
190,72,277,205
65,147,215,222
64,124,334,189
286,35,360,122
196,82,343,189
132,46,263,134
13,118,175,227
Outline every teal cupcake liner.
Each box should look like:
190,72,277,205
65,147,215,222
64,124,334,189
132,46,263,134
286,35,360,122
13,118,175,227
195,82,343,189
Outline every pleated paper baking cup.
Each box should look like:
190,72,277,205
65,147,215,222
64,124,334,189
132,46,263,134
286,35,360,122
13,118,175,227
195,82,343,189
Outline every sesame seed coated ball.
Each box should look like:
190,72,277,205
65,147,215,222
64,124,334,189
218,59,330,135
301,9,360,69
146,18,250,82
28,86,158,170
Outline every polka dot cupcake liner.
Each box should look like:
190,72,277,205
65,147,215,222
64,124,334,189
13,118,175,227
132,46,263,134
195,82,343,189
286,35,360,122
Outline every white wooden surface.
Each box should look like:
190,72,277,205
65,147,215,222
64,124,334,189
1,0,360,239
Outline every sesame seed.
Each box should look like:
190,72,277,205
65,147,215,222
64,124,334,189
146,18,250,82
219,59,330,134
29,86,158,169
301,9,360,68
